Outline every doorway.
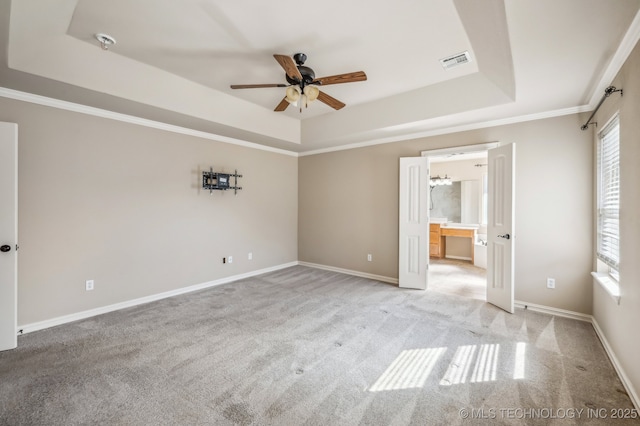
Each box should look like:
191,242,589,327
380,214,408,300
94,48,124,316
398,142,515,312
427,149,489,301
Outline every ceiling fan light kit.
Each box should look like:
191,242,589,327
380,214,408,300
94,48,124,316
230,53,367,113
285,86,300,105
304,85,320,101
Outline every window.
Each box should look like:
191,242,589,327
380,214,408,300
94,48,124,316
596,115,620,280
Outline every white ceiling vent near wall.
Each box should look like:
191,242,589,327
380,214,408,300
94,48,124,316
440,51,472,70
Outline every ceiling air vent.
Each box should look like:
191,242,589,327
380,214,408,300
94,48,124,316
440,51,472,70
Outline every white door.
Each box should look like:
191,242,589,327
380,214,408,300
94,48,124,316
0,122,18,351
398,157,429,290
486,143,515,313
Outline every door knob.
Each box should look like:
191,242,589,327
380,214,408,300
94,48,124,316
0,245,11,252
497,233,511,240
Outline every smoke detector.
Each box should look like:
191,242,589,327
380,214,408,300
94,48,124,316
95,33,116,50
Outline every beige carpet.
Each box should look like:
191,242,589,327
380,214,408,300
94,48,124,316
0,266,636,425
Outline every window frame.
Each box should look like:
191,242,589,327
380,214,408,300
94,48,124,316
596,114,620,282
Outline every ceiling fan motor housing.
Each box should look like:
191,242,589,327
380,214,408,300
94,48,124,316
286,65,315,86
293,53,307,65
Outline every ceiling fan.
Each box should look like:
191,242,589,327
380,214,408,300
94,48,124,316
230,53,367,112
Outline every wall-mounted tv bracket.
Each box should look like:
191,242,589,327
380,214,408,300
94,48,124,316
202,168,243,195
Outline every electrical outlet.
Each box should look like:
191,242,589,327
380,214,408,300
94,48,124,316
367,254,372,262
85,280,94,291
228,256,233,264
547,278,555,289
248,252,253,260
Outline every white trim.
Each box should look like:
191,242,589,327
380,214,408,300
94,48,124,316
298,105,589,156
598,110,621,136
592,318,640,411
515,301,640,411
298,261,398,285
0,87,589,159
18,262,298,334
0,87,299,158
421,142,499,157
444,255,472,261
512,300,638,410
588,9,640,107
514,300,592,322
591,272,621,304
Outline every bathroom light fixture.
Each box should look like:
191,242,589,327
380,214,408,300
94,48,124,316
430,175,452,187
95,33,116,51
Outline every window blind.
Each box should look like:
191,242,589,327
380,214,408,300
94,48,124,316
597,116,620,273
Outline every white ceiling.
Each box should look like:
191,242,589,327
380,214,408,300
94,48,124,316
1,0,640,153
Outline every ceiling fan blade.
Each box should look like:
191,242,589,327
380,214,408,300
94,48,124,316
274,97,290,112
313,71,367,86
317,91,346,110
230,83,288,89
273,54,303,81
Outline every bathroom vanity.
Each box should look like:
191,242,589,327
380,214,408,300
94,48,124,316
429,223,479,263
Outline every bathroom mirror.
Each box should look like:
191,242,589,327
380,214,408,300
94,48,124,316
430,179,483,224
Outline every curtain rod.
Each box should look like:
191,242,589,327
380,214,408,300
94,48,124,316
581,86,623,131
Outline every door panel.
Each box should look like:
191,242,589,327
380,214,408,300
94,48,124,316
0,122,18,351
486,143,515,313
399,157,429,290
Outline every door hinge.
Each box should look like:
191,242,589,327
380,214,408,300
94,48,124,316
15,244,19,251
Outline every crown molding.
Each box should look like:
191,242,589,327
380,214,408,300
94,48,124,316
0,87,299,158
0,86,593,159
298,104,590,157
587,9,640,107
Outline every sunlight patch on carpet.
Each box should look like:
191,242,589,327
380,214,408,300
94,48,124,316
439,345,477,386
440,343,503,385
513,342,526,379
470,343,500,383
368,348,447,392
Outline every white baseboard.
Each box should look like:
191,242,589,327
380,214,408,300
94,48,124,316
298,261,398,285
18,261,298,334
515,300,638,410
445,255,472,261
592,318,640,411
514,300,592,322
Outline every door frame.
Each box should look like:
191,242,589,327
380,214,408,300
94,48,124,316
398,142,511,299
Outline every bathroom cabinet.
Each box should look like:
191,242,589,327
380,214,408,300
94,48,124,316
429,223,445,258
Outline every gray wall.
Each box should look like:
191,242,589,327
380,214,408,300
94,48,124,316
299,114,593,314
0,97,298,325
591,40,640,407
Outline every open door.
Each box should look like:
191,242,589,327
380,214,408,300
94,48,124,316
398,157,429,290
0,123,18,351
486,143,515,313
